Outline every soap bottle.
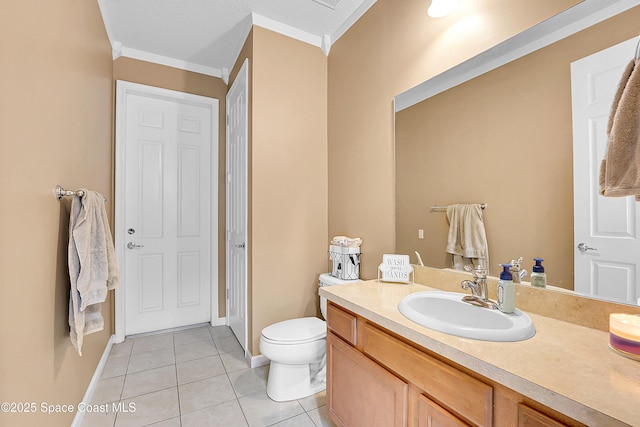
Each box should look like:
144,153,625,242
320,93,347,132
531,258,547,288
497,264,516,313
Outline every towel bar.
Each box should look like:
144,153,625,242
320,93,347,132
431,203,486,211
55,185,107,201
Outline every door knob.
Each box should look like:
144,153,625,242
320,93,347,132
234,243,245,249
577,243,597,253
127,242,144,249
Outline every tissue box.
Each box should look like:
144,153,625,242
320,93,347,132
609,314,640,360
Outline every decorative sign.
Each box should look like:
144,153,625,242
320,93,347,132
378,254,413,284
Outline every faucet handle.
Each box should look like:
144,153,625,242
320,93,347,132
464,265,487,279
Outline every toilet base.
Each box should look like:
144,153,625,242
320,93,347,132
266,361,326,402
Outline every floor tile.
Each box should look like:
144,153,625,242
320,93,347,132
178,374,237,414
91,375,125,405
177,355,226,385
220,350,249,373
227,365,269,398
238,391,305,427
173,327,214,346
271,413,316,427
114,387,180,427
209,325,234,339
298,390,326,412
215,335,243,354
121,365,177,399
146,417,181,426
127,348,175,374
81,407,117,427
131,333,174,355
175,339,218,363
101,356,129,379
109,341,133,359
308,405,336,427
181,399,249,427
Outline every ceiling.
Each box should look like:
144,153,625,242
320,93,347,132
98,0,376,81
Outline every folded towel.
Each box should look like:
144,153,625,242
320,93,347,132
68,190,120,356
330,235,362,247
445,204,489,270
600,58,640,200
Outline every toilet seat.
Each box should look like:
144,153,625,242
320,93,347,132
261,317,326,345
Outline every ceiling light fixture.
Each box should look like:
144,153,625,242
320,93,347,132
428,0,458,18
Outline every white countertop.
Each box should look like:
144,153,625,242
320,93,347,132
320,280,640,427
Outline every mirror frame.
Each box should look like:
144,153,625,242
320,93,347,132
394,0,640,112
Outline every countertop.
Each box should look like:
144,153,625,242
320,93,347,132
319,280,640,427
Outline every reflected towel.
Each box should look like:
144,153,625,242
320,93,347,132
445,204,489,270
68,190,120,356
600,58,640,200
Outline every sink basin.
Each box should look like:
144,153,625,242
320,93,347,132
398,291,535,342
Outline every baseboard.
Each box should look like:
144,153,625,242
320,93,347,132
249,351,270,368
70,334,115,427
211,316,226,327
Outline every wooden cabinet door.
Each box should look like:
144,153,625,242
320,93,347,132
327,332,408,427
418,394,470,427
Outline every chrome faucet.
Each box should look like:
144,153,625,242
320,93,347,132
460,265,496,309
510,257,528,284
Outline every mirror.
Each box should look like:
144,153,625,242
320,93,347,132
394,2,640,305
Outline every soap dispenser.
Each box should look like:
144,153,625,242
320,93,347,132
497,264,515,313
531,258,547,288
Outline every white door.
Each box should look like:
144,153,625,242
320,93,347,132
116,81,218,336
226,60,249,351
571,37,640,305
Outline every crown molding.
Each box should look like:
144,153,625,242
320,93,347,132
330,0,377,44
119,47,223,78
251,13,324,49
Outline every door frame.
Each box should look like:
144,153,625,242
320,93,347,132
114,80,219,343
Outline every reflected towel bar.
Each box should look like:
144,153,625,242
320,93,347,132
55,185,106,201
431,203,486,211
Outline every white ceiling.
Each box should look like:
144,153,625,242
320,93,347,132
98,0,376,81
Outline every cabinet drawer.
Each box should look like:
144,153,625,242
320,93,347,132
327,302,357,345
363,323,492,427
518,404,569,427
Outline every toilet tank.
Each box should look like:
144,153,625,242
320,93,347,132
319,273,361,319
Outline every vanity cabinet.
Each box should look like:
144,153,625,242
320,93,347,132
326,302,585,427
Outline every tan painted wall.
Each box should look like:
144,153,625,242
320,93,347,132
113,57,228,316
0,1,113,426
328,0,581,280
250,26,328,353
396,6,640,289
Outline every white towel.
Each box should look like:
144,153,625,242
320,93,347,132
68,190,120,356
445,204,489,270
330,235,362,247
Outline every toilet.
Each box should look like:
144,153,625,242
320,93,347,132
259,273,361,402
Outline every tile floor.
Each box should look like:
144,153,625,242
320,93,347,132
81,325,336,427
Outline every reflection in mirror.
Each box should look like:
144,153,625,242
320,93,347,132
394,3,640,306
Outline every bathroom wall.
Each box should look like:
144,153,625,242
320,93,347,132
113,57,228,316
396,6,640,288
230,26,329,354
327,0,580,279
0,1,114,426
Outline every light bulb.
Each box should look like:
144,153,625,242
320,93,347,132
428,0,458,18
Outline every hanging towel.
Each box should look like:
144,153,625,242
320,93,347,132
599,58,640,200
68,190,120,356
445,204,489,270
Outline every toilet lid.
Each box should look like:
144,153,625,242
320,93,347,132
261,317,326,344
